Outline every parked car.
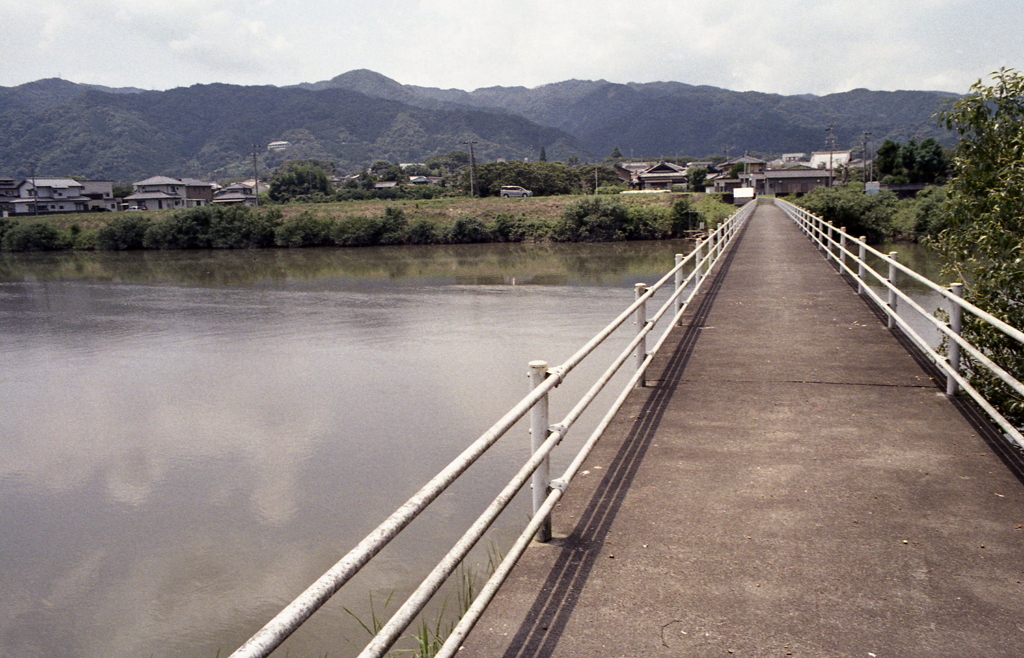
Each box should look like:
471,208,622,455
499,185,533,197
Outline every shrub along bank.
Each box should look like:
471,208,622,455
0,194,736,252
792,183,948,243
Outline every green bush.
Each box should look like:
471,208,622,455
209,206,280,248
445,215,492,243
0,217,18,245
332,207,409,246
378,206,408,245
670,198,699,236
275,212,336,247
692,195,736,229
624,205,672,239
553,197,629,241
406,217,441,244
596,185,628,195
96,214,153,250
1,221,67,251
143,210,214,249
795,184,899,241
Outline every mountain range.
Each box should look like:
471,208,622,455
0,70,959,183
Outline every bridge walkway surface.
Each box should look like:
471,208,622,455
460,202,1024,657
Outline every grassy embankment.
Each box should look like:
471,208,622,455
0,193,736,252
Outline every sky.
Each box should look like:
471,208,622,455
0,0,1021,96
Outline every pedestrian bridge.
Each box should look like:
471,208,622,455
232,200,1024,658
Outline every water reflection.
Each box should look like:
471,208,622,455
0,241,691,658
0,241,690,288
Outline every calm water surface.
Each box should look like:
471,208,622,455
0,238,950,658
0,241,694,658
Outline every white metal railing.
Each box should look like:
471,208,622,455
776,197,1024,449
229,201,756,658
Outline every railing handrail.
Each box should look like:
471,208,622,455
230,201,756,658
776,198,1024,347
775,197,1024,448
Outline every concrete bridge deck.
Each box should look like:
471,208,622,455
461,203,1024,657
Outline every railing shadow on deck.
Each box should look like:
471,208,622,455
496,220,750,658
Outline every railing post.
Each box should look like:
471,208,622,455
839,228,847,271
827,222,835,263
674,253,684,325
857,237,867,294
947,283,963,396
635,283,648,387
887,252,898,329
694,239,704,287
528,360,551,543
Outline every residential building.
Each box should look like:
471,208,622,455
809,150,852,170
212,181,263,206
9,178,89,215
635,162,689,190
125,176,215,210
80,180,118,212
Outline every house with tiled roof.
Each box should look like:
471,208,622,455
8,178,90,215
125,176,215,210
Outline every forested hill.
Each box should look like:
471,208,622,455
0,78,580,182
0,73,958,182
306,70,959,159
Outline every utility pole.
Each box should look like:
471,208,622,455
862,130,873,187
30,162,38,216
252,144,260,207
825,123,836,188
463,140,478,197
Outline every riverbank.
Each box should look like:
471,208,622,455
0,193,734,252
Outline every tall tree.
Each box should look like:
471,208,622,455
268,160,333,201
935,68,1024,425
539,146,547,162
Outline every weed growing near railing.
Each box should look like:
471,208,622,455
342,544,503,658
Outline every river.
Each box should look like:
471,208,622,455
0,237,951,658
0,241,693,658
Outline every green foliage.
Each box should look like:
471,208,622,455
596,185,627,195
689,166,708,191
446,215,493,243
875,138,949,184
576,164,620,193
333,215,384,246
0,217,18,245
209,206,281,248
553,197,629,241
96,214,153,249
795,184,899,241
670,198,700,235
493,214,551,242
406,217,441,244
891,186,949,236
274,211,336,247
268,160,333,202
331,207,406,246
624,205,672,239
1,221,67,251
692,195,738,229
468,161,580,197
934,68,1024,425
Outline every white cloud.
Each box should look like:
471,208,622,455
0,0,1021,94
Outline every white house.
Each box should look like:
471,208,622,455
10,178,89,214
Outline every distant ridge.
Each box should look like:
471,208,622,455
0,71,958,182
